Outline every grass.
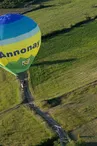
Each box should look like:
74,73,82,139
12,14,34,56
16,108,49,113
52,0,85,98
0,69,20,112
0,105,53,146
30,19,97,102
49,81,97,142
29,18,97,143
51,92,97,130
26,0,97,35
0,8,26,15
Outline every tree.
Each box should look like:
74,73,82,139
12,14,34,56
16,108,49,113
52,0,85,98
0,0,29,8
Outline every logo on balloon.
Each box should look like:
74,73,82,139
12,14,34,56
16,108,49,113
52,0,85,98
22,58,30,66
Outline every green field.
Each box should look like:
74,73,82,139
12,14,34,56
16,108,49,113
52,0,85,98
1,0,97,145
0,105,53,146
29,18,97,143
0,69,20,112
26,0,97,35
30,19,97,102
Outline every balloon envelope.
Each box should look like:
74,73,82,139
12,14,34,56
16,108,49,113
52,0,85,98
0,13,41,75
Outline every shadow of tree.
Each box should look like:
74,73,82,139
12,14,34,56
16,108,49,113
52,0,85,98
31,58,77,67
80,136,97,146
22,4,54,14
80,136,94,138
86,142,97,146
32,0,51,5
42,15,97,40
43,97,62,108
36,136,58,146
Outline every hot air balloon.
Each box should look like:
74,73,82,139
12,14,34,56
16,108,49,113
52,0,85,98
0,13,41,76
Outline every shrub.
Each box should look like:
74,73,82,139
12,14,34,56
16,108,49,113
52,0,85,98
0,0,31,8
66,139,86,146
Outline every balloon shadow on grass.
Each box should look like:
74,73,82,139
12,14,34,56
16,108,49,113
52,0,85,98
31,58,77,67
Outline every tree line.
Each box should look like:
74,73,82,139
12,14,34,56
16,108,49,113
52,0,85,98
0,0,33,8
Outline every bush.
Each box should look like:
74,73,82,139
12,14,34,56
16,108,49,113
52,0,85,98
76,139,86,146
0,0,30,8
54,139,60,146
66,139,86,146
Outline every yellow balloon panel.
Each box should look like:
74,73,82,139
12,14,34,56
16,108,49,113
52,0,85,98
0,31,41,66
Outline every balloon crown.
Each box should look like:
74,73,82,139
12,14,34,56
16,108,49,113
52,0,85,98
0,13,23,25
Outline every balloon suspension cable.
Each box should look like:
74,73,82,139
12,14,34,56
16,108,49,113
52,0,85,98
17,72,71,146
